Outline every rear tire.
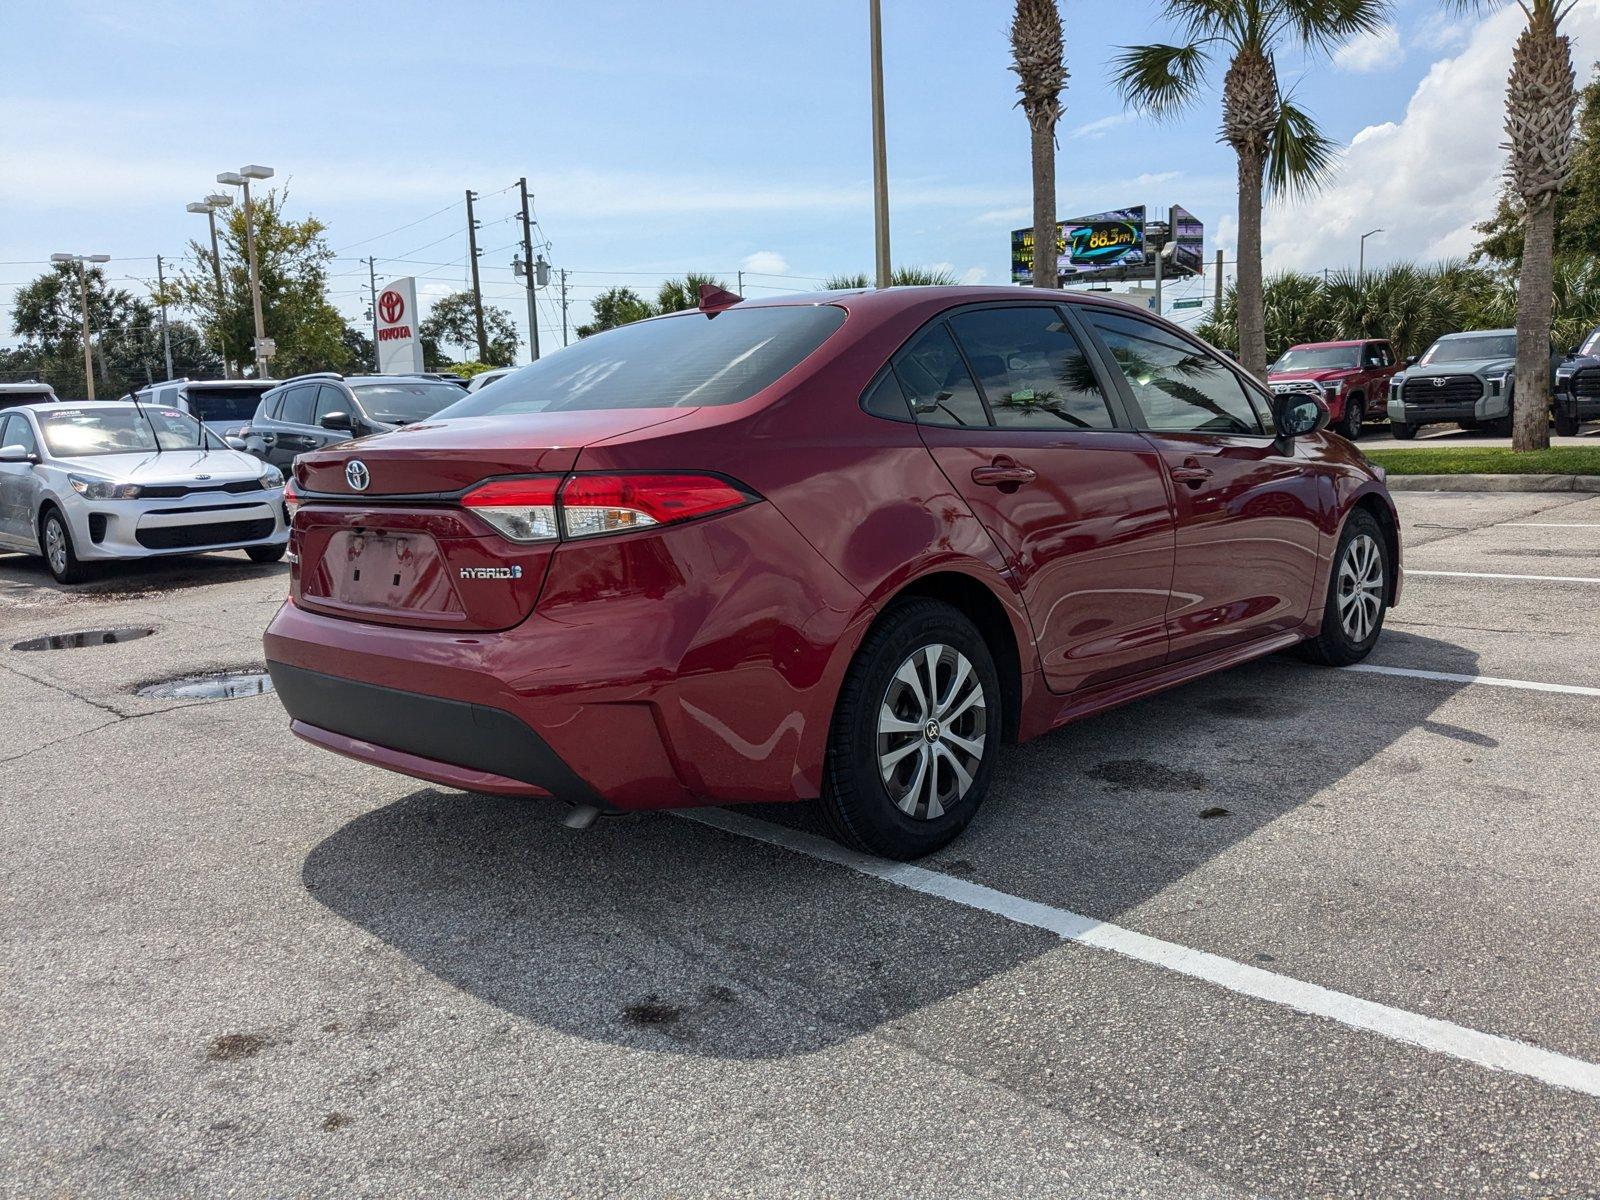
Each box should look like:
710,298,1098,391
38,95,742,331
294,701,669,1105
1391,422,1418,441
39,506,91,585
246,543,287,564
1299,509,1390,667
818,599,1001,859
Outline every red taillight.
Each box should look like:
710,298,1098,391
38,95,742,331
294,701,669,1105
559,473,753,539
283,478,300,522
459,472,755,543
460,476,562,543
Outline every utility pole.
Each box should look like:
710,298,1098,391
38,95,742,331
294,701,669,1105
737,269,744,297
366,257,381,371
560,268,569,347
1213,250,1225,320
465,189,489,362
869,0,891,288
517,177,541,362
155,254,174,380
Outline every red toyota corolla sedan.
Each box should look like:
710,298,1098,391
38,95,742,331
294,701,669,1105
264,286,1400,858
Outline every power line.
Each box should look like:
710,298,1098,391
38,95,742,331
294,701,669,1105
331,199,462,254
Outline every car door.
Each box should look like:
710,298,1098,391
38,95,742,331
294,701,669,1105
0,413,42,547
1078,306,1323,664
267,384,319,467
895,304,1178,694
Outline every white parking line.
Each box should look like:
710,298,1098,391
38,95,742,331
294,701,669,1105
1408,569,1600,584
1344,663,1600,697
682,808,1600,1098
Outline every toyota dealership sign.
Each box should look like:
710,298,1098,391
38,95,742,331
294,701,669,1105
375,276,424,374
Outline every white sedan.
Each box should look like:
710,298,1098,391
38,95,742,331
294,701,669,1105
0,402,288,584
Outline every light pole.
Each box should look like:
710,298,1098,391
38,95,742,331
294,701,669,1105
50,253,110,400
869,0,891,288
1359,228,1384,290
187,194,235,378
218,164,274,377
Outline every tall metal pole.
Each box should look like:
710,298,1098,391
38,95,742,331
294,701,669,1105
241,179,268,378
205,209,233,379
518,178,541,363
76,261,96,401
869,0,891,288
737,269,744,297
465,189,489,362
560,268,569,347
1213,250,1224,320
367,257,381,371
155,254,174,380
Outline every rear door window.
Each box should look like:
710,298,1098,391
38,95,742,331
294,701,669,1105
892,323,990,428
947,306,1116,431
278,385,315,427
1081,309,1265,436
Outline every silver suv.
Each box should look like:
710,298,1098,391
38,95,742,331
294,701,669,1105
245,373,468,470
130,378,276,443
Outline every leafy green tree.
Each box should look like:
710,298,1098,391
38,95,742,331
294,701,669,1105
419,291,519,367
1115,0,1387,379
655,274,734,314
166,188,354,378
8,261,216,396
1476,65,1600,264
575,287,655,338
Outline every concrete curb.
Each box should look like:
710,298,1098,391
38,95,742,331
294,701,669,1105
1384,473,1600,493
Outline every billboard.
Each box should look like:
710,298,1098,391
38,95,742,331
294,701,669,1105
375,276,424,374
1011,205,1203,285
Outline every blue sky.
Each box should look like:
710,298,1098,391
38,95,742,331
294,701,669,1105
4,0,1597,359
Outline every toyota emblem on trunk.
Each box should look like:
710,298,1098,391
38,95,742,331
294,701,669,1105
345,460,370,491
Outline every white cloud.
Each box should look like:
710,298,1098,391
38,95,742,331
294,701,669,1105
1069,112,1137,140
959,266,988,285
739,250,789,276
1264,2,1600,274
1334,22,1403,73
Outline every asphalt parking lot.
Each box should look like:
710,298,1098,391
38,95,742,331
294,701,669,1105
2,490,1599,1198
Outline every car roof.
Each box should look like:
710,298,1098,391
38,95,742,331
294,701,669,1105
1286,339,1371,349
0,381,57,392
9,400,144,414
1438,328,1515,339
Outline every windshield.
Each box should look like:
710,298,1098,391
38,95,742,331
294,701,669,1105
1272,346,1359,372
436,305,847,418
352,382,470,425
187,388,268,423
1580,329,1600,357
1422,334,1515,364
38,405,215,457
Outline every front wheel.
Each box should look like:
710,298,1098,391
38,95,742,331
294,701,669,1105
1339,396,1365,441
39,506,92,585
1299,509,1390,667
1391,421,1418,441
1554,408,1580,437
819,599,1001,859
246,543,288,564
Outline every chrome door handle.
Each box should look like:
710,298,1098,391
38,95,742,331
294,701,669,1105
972,463,1037,487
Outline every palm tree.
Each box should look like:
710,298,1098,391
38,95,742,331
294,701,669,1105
1010,0,1067,289
1114,0,1386,379
655,273,733,314
820,266,958,289
1481,0,1579,450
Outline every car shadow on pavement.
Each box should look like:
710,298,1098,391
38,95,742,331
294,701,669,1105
301,634,1474,1060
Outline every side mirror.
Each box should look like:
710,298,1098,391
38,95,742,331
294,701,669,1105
1404,355,1419,367
224,435,247,451
0,444,37,464
1274,394,1330,441
319,411,353,432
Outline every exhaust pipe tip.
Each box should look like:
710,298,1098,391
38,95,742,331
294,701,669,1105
562,804,602,831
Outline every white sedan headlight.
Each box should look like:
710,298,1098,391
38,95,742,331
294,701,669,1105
258,466,284,490
68,474,142,500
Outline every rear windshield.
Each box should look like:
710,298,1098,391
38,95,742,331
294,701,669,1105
38,406,213,456
1,389,55,408
436,305,847,417
1422,334,1515,364
187,388,268,423
1272,346,1358,371
352,382,469,425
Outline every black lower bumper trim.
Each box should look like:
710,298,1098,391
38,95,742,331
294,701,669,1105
266,661,601,805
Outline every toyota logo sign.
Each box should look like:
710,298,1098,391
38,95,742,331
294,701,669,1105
378,290,405,324
345,460,370,491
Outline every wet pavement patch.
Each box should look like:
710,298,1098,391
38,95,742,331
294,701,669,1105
1086,758,1208,793
622,998,682,1026
206,1032,272,1062
12,626,156,652
135,668,274,701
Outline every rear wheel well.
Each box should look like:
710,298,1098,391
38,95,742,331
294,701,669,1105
1352,494,1399,605
879,573,1023,743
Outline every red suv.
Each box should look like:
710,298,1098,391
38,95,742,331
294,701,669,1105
1268,339,1400,441
265,287,1401,859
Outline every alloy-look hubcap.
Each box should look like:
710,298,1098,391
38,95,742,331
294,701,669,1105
877,643,987,821
1337,532,1384,643
44,520,66,574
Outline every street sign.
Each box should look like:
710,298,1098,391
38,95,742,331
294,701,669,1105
254,336,277,358
1172,298,1204,310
